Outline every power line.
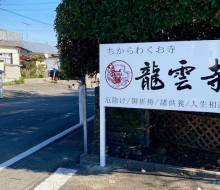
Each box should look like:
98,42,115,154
0,1,60,5
0,8,53,26
0,28,54,31
4,8,56,11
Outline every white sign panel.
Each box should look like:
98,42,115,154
100,40,220,113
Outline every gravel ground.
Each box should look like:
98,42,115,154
2,82,76,99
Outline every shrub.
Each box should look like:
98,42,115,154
36,64,46,78
21,61,37,78
55,0,220,79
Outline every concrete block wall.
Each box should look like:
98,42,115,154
4,65,21,82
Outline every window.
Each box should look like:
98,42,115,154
0,53,13,64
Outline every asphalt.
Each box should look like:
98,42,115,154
1,123,219,190
1,82,220,190
61,165,220,190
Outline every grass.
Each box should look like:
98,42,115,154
3,77,25,86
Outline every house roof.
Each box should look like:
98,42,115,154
22,41,58,54
0,40,22,48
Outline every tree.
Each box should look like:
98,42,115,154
54,0,220,79
30,53,45,63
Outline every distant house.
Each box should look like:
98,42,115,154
0,29,22,82
20,41,59,76
0,29,60,81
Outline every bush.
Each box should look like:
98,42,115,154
21,61,37,78
21,62,46,79
36,64,46,78
55,0,220,79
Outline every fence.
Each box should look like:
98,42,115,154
154,111,220,153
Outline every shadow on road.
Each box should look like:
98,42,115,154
0,86,218,190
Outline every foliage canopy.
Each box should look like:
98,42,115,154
30,53,45,63
55,0,220,79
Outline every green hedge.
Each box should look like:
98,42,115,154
55,0,220,78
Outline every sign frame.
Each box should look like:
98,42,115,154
99,40,220,166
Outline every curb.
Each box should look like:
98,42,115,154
80,154,220,179
24,78,52,84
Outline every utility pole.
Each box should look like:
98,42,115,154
22,22,30,40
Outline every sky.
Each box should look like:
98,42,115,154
0,0,62,46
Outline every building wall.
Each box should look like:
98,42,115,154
86,74,99,88
0,30,23,42
20,48,30,57
36,60,46,67
46,57,60,70
0,46,20,65
0,46,21,82
0,61,3,71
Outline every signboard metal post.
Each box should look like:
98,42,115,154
100,105,106,166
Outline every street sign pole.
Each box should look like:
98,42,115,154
83,83,88,154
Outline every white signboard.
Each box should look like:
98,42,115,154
99,40,220,167
100,40,220,113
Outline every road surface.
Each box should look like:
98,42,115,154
0,83,95,164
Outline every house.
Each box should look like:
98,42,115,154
0,29,22,82
0,28,60,81
0,29,99,87
20,41,59,77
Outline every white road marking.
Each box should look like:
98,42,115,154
0,116,94,171
34,168,77,190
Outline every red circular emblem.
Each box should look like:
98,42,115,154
105,60,133,89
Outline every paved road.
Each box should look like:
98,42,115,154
0,121,218,190
0,83,95,163
1,83,219,190
0,120,95,190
